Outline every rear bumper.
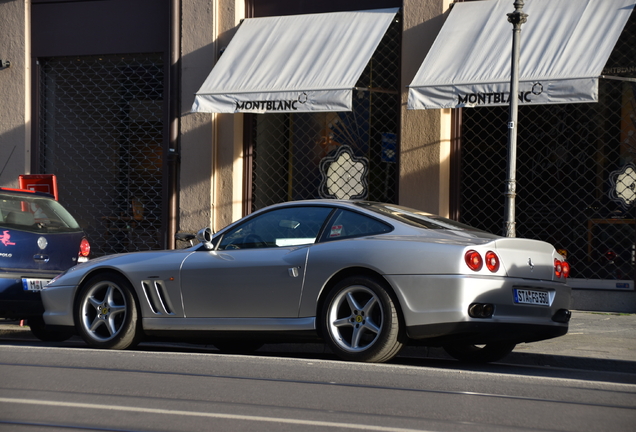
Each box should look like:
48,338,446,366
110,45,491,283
406,322,568,346
386,274,571,344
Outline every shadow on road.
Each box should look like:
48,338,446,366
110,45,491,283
2,335,634,385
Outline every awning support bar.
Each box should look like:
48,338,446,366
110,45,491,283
600,75,636,83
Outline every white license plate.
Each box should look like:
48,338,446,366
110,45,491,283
22,278,51,291
514,289,549,306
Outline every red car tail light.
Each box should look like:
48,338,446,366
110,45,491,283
554,259,563,278
79,238,91,262
465,250,483,271
485,251,500,272
562,261,571,278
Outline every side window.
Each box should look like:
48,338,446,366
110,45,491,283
324,210,392,241
218,206,333,250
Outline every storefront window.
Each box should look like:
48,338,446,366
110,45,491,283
458,14,636,286
246,13,400,212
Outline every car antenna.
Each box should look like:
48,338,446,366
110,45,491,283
0,145,16,180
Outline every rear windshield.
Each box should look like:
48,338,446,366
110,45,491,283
0,193,81,233
354,202,487,232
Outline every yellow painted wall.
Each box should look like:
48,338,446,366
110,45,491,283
399,0,452,216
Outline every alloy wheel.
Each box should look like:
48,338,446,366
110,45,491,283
79,281,128,342
326,285,384,353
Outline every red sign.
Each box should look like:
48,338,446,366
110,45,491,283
18,174,58,200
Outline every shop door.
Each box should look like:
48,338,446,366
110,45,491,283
38,54,166,255
32,0,171,256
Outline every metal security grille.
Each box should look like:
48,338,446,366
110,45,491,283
248,14,401,213
38,53,166,257
459,16,636,282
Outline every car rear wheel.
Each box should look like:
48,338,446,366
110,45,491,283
321,276,403,363
443,342,516,363
28,316,74,342
75,273,141,349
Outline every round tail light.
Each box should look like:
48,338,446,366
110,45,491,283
79,238,91,257
562,261,571,278
485,251,500,272
465,250,483,271
554,259,563,278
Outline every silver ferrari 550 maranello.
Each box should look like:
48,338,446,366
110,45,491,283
41,200,571,363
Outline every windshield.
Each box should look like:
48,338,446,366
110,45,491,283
354,202,489,232
0,193,81,233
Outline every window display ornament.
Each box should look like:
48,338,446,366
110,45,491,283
609,163,636,209
319,145,368,200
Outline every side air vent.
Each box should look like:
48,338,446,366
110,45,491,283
141,280,175,315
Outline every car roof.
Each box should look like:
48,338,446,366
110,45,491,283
244,199,408,229
212,200,383,234
256,199,388,216
263,199,372,209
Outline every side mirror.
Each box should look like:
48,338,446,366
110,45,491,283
196,227,214,250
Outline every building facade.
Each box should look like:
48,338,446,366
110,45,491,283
0,0,634,311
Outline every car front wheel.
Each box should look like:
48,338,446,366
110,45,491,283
443,342,516,363
321,276,403,363
75,273,141,349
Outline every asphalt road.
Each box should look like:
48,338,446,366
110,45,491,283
0,342,634,432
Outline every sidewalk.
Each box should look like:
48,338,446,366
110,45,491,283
1,311,634,373
400,311,636,373
502,310,636,373
513,310,636,362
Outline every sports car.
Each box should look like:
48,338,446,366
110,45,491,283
41,200,571,363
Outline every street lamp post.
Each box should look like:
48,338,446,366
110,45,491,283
503,0,528,237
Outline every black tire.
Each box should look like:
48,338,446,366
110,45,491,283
443,342,516,363
28,316,74,342
214,340,264,354
74,273,141,349
320,276,403,363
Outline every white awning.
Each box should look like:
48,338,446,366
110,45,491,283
408,0,634,110
192,8,399,114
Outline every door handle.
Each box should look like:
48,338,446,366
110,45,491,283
33,254,50,263
288,266,300,278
